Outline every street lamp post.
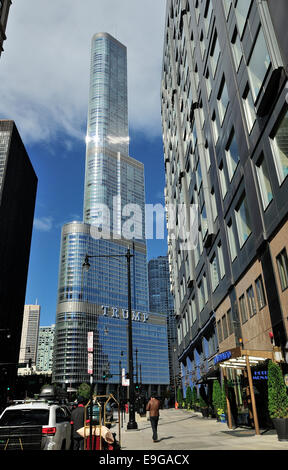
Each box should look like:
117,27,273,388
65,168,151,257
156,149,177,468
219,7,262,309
82,247,138,430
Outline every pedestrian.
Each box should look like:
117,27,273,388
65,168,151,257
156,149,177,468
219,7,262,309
70,397,86,450
146,394,161,442
164,397,169,409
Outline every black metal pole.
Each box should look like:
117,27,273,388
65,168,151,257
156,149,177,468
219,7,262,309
89,374,93,450
126,247,138,430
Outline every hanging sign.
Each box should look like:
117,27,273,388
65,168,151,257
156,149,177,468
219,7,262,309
87,331,93,352
88,352,93,375
122,368,129,386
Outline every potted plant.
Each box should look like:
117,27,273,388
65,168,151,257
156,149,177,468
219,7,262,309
199,395,209,418
212,380,222,421
199,385,209,418
268,360,288,441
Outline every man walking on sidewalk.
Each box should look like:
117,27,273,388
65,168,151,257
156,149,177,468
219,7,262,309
146,394,161,442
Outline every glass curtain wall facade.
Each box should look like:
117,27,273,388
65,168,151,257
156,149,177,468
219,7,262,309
148,256,179,388
53,34,169,391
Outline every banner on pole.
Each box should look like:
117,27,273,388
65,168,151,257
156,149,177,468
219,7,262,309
88,352,93,375
87,331,93,352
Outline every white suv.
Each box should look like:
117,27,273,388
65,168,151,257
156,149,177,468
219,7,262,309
0,401,72,450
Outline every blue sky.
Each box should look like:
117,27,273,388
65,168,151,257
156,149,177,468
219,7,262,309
0,1,168,326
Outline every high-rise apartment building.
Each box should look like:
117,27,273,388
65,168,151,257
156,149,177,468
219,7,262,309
0,121,37,404
36,324,55,373
53,33,169,394
19,305,41,367
0,0,11,57
161,0,288,406
148,255,179,388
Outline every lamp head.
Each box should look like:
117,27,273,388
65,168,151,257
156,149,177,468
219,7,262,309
82,255,91,272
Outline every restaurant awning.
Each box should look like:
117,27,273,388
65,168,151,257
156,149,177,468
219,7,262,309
214,346,283,436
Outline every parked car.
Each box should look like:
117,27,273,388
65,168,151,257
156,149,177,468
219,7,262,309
0,401,71,450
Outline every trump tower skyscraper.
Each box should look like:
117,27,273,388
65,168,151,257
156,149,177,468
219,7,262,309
52,33,169,395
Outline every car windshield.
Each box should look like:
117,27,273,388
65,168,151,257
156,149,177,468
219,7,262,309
0,409,49,426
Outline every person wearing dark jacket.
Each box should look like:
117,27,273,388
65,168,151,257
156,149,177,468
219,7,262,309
70,398,86,450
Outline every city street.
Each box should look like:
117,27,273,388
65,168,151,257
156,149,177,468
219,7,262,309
119,408,288,451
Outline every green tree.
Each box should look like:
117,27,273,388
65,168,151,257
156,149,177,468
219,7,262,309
268,360,288,419
177,388,183,408
192,386,198,408
185,386,192,409
77,383,91,401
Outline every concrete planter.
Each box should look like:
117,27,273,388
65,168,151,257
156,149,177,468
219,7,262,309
272,418,288,441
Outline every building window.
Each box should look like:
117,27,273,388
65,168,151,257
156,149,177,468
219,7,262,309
246,285,257,317
217,75,229,125
222,314,228,339
219,160,227,198
270,109,288,185
205,68,212,100
227,309,233,335
227,219,237,261
235,194,252,248
231,27,242,71
235,0,252,37
210,254,219,292
217,242,225,279
200,30,205,59
242,83,256,133
211,187,217,221
256,153,273,210
204,0,213,37
276,249,288,291
222,0,232,19
210,31,221,77
225,127,240,181
191,296,197,324
203,273,208,304
201,203,208,238
255,275,266,309
211,110,219,145
198,281,205,312
239,294,248,324
248,27,271,102
217,320,223,343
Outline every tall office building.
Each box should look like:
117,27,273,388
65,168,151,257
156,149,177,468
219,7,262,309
18,305,41,367
148,255,179,388
53,33,169,394
36,324,55,373
0,0,11,57
0,121,37,404
161,0,288,406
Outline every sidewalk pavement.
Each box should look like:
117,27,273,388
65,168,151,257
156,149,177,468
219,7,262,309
117,408,288,450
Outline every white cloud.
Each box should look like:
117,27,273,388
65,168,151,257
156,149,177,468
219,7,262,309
34,216,54,232
0,0,166,145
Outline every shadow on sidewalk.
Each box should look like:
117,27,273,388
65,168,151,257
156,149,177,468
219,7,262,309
156,436,174,443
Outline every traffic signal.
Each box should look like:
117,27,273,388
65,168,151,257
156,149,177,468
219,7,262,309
135,383,139,389
102,371,107,379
